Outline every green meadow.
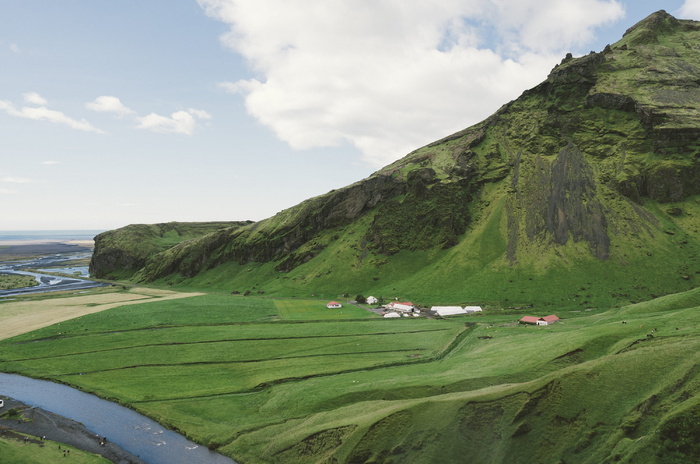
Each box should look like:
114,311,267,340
0,274,37,290
0,433,110,464
0,291,698,463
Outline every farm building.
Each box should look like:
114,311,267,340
367,296,378,304
464,306,483,313
326,301,343,309
383,312,401,318
386,301,414,312
433,306,468,316
519,315,559,326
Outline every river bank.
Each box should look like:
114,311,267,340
0,373,237,464
0,396,145,464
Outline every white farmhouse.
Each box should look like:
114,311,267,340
366,296,378,304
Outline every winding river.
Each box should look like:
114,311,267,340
0,373,237,464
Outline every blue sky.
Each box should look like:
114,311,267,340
1,0,697,230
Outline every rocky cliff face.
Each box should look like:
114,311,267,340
90,221,249,279
92,11,700,306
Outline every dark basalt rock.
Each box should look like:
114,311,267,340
547,143,610,259
584,92,637,112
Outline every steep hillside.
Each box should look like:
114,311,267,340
92,11,700,308
90,221,250,279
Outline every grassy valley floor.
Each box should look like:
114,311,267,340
0,289,698,463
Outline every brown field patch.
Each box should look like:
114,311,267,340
0,288,202,341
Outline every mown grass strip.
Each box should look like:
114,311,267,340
1,328,452,362
6,317,441,345
56,348,429,375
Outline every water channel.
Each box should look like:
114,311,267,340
0,251,109,297
0,373,237,464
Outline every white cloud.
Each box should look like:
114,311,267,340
86,95,135,116
136,109,211,135
200,0,625,166
23,92,48,106
0,171,31,193
0,97,105,134
87,95,210,135
678,0,700,19
187,108,213,120
1,176,32,183
9,43,20,53
487,0,625,55
41,160,60,165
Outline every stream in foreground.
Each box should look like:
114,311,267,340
0,373,237,464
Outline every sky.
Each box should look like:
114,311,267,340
1,0,698,231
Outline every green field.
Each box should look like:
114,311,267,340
274,299,375,320
0,291,698,463
0,274,38,290
0,432,110,464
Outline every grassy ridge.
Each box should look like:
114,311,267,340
89,221,249,279
0,289,697,463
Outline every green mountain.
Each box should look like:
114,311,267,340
90,221,250,280
91,10,700,309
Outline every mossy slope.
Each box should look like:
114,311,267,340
89,221,250,279
91,11,700,308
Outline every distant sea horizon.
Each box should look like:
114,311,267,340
0,230,105,242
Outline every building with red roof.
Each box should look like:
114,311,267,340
386,301,415,312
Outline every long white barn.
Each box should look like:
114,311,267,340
432,306,467,316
